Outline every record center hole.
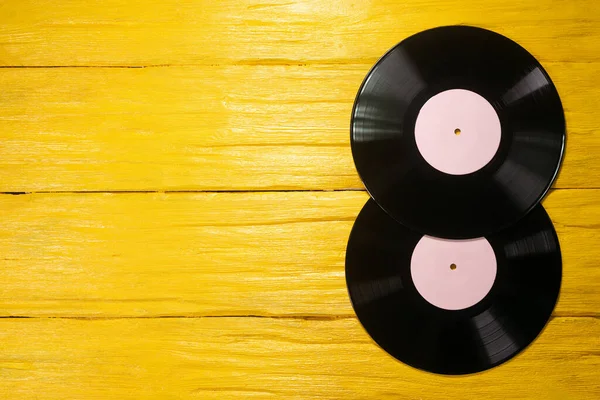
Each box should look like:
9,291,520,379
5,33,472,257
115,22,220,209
450,263,457,270
454,128,461,136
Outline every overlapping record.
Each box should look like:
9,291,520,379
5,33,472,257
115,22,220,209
345,25,565,375
351,25,565,239
345,199,561,375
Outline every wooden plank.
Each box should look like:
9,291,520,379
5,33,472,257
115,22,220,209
0,317,598,399
0,0,598,66
0,63,597,191
0,189,598,318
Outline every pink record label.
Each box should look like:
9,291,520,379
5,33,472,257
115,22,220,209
414,89,502,175
410,236,497,310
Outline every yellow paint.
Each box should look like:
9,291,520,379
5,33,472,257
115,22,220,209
0,63,598,190
0,190,598,318
0,0,598,66
0,317,599,399
0,0,599,398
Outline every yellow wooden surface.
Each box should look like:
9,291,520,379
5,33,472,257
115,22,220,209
0,63,598,191
1,318,599,399
0,0,599,66
0,190,599,319
0,0,599,399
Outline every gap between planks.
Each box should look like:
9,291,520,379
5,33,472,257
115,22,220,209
0,189,366,195
0,188,597,196
0,315,356,321
0,60,597,69
0,61,375,69
0,315,596,321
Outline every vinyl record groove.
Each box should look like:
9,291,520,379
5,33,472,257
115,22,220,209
345,199,561,375
351,26,565,239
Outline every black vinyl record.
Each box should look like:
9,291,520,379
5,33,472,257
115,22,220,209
351,26,565,239
345,199,561,375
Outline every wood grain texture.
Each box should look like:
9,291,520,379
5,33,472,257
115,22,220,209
0,317,598,399
0,0,598,66
1,0,599,398
0,63,598,191
1,189,598,318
